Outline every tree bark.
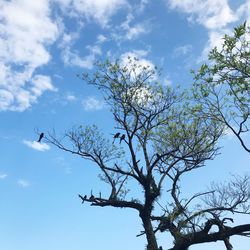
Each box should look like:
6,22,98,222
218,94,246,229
141,216,158,250
224,238,233,250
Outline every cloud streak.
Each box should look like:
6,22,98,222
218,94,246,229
82,96,105,111
18,179,30,188
23,140,50,151
0,174,7,179
118,13,151,40
167,0,237,29
56,0,128,27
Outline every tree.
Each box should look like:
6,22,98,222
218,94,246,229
46,56,250,250
193,22,250,153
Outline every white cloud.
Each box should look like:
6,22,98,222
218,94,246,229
65,94,77,101
56,0,127,27
31,75,58,96
166,0,250,59
87,45,102,55
60,31,102,69
200,28,230,60
97,34,108,43
125,23,149,40
167,0,237,29
120,50,156,78
18,179,30,188
173,44,193,57
60,31,80,49
114,13,150,41
0,71,57,111
62,48,97,69
137,0,150,13
236,1,250,24
82,96,105,111
23,140,50,151
0,174,7,179
0,0,59,111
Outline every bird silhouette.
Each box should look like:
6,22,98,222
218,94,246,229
113,132,120,139
37,132,44,142
112,132,121,143
120,134,125,144
89,190,95,201
78,194,87,203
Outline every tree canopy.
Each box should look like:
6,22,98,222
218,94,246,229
46,23,250,250
193,22,250,153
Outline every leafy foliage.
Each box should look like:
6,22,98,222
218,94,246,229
193,22,250,152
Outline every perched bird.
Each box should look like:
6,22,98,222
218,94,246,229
159,247,163,250
113,132,121,139
120,134,125,144
90,190,95,201
112,132,121,143
37,132,44,143
78,194,87,203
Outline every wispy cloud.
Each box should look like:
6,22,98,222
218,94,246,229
60,30,102,69
82,96,105,111
97,34,108,44
23,140,50,151
166,0,249,59
113,13,151,41
0,174,8,179
0,0,59,111
62,49,97,69
65,94,77,102
56,0,128,27
137,0,150,13
173,44,193,57
18,179,30,188
200,28,230,60
167,0,237,29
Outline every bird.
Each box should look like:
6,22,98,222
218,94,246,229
112,132,121,143
120,134,125,144
78,194,87,203
89,190,95,201
37,132,44,142
113,132,120,139
159,247,163,250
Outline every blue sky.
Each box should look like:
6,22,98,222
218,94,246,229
0,0,250,249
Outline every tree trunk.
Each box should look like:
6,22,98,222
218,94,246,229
141,216,158,250
224,238,233,250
